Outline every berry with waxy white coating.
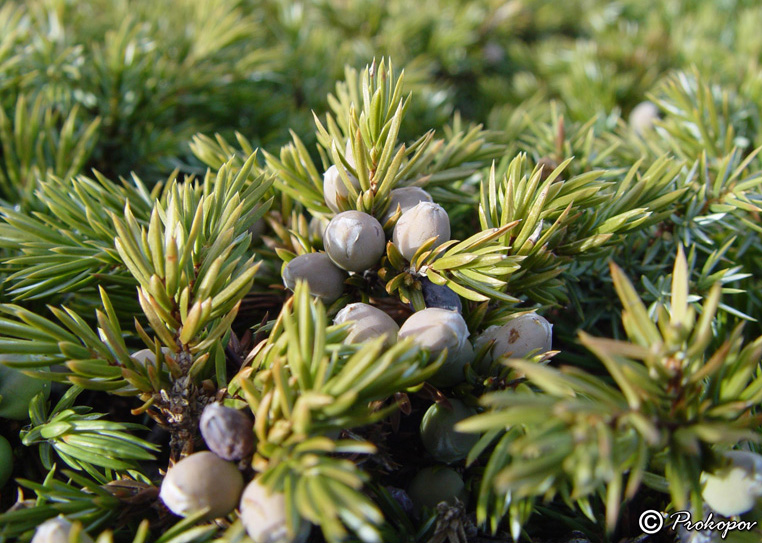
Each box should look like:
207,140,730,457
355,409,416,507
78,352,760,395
386,486,414,515
323,165,360,213
408,466,467,514
474,313,553,365
131,347,171,367
431,339,473,388
199,403,255,461
323,211,385,272
701,450,762,517
398,308,471,387
381,186,433,224
282,253,346,303
420,276,462,313
240,477,311,543
420,399,479,464
629,101,659,135
160,451,244,520
31,517,94,543
334,303,399,347
308,215,329,240
392,201,451,261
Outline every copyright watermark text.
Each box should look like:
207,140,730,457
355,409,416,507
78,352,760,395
639,509,758,539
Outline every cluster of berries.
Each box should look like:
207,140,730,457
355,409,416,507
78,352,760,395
280,155,560,515
25,153,560,542
157,404,308,543
283,175,447,304
333,301,554,513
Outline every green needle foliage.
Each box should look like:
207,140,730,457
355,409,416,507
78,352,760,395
262,60,505,219
232,282,440,542
0,170,156,305
479,153,687,306
0,152,271,463
0,466,124,539
459,247,762,532
22,386,157,481
0,94,99,204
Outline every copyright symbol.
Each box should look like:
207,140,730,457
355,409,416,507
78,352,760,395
639,509,665,535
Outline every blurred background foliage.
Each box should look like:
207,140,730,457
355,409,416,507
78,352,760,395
2,0,760,325
0,0,760,181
